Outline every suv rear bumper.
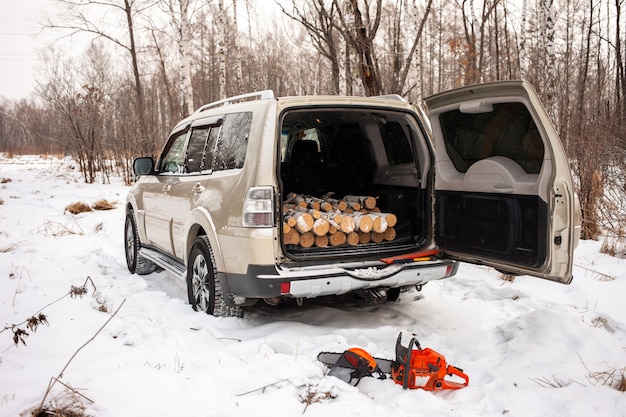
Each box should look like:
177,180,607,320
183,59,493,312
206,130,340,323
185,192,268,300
223,259,459,300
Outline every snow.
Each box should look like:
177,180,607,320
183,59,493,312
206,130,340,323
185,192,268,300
1,154,625,417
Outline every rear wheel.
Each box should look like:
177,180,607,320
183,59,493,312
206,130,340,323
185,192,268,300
186,236,242,317
124,212,157,275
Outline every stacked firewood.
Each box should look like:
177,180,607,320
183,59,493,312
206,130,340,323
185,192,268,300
282,192,397,248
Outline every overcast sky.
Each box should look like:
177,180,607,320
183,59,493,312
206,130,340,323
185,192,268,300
0,1,53,100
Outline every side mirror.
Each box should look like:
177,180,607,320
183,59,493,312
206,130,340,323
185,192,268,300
133,157,155,176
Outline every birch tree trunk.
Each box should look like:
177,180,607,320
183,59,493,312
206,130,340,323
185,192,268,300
519,0,529,79
543,0,557,121
177,0,195,115
217,0,227,98
232,0,244,93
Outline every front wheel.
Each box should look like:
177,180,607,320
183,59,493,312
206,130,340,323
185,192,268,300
124,212,157,275
186,236,242,318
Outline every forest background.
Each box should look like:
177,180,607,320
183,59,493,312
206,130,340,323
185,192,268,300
0,0,624,251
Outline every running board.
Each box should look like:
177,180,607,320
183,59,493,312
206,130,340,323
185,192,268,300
139,247,186,281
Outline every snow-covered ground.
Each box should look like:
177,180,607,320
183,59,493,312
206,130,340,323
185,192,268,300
1,155,624,417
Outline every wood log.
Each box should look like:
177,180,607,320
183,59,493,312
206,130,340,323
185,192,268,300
285,211,313,233
284,192,399,248
368,213,388,233
294,205,322,219
321,211,342,224
351,213,374,233
283,211,297,228
339,215,356,233
371,231,385,243
293,194,308,208
320,212,341,234
358,231,371,244
283,227,300,245
315,234,329,247
282,203,296,213
299,232,315,248
329,231,347,246
307,196,332,212
283,192,298,204
325,197,348,211
384,227,396,241
312,217,330,236
304,196,321,211
347,201,361,211
370,212,397,227
346,232,359,246
344,195,377,210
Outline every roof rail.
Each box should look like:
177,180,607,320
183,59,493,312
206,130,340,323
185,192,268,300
195,90,275,113
371,94,407,102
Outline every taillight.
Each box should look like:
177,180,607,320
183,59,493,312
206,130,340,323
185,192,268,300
243,186,274,227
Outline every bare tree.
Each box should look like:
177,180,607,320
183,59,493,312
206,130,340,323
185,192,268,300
457,0,500,85
217,0,227,98
336,0,383,96
278,0,344,94
378,0,434,96
542,0,557,113
44,0,154,151
160,0,196,115
38,45,114,183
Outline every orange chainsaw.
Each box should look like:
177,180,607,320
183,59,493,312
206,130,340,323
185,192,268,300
317,332,469,390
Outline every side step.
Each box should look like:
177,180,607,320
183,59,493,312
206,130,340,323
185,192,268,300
139,247,186,281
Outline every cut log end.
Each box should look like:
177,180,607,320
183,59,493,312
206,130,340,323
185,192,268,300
299,232,315,248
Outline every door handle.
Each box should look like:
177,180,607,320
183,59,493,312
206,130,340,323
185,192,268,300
162,182,171,193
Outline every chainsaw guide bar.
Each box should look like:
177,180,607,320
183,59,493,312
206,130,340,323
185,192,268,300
317,351,394,373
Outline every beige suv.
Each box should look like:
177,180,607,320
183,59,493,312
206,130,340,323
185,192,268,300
125,81,579,317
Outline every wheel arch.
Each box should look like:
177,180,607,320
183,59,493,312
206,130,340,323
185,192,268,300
125,196,148,245
184,207,225,272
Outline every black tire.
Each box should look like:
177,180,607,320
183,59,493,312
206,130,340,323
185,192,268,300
124,212,157,275
186,236,242,318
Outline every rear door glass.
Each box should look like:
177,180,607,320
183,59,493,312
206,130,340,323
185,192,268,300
439,102,544,174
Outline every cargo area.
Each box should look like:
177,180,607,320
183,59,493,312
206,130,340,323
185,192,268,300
279,107,431,258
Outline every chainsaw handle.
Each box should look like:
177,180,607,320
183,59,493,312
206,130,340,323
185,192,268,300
441,365,469,390
395,334,422,389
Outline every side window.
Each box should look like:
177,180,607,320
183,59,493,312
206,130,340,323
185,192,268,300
159,129,188,174
185,127,209,173
439,102,545,174
204,127,220,171
379,122,413,166
214,112,252,171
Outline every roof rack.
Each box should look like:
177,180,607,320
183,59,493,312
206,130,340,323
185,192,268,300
195,90,275,113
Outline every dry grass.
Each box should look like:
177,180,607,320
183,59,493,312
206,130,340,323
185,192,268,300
92,199,116,211
600,228,626,258
65,199,117,215
579,354,626,392
64,202,92,215
31,385,92,417
0,241,27,253
35,220,84,237
1,177,12,184
588,367,626,392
